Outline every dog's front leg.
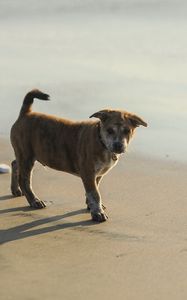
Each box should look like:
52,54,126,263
86,176,106,211
82,175,108,222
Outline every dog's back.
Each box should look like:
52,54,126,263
10,90,98,174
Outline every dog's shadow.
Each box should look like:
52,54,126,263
0,194,14,201
0,203,95,244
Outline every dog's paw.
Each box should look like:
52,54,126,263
11,188,23,197
30,199,46,209
91,211,108,222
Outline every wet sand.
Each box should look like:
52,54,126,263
0,138,187,300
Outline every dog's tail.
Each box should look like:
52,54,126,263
19,89,50,117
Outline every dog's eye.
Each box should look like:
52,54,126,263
123,128,130,135
107,128,114,135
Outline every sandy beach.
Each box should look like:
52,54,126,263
1,137,187,300
1,1,187,299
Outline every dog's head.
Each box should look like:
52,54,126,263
90,109,147,154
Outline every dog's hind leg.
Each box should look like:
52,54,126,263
11,160,23,197
18,158,46,209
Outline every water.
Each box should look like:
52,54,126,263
0,0,187,162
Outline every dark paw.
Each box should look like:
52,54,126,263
30,199,46,209
91,211,108,222
11,188,23,197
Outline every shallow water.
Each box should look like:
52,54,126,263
0,0,187,162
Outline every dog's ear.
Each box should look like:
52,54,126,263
127,114,148,128
89,110,110,122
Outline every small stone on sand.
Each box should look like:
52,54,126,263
0,164,11,174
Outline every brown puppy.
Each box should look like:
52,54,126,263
10,89,147,222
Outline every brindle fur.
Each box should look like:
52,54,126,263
10,89,147,222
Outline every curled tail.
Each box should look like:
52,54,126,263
19,89,50,117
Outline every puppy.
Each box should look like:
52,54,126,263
10,89,147,222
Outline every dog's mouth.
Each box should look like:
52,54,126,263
113,149,126,154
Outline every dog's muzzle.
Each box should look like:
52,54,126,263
112,142,125,154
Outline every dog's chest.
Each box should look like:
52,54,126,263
95,154,119,176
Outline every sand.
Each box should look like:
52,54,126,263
0,137,187,300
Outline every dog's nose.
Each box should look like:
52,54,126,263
113,142,124,153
